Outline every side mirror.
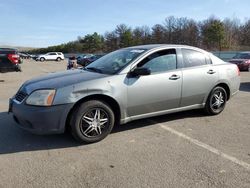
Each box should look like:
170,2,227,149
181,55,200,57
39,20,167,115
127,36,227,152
129,67,151,77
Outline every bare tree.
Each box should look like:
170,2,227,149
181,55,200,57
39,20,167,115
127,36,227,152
133,26,152,45
151,24,166,43
223,18,240,50
239,19,250,48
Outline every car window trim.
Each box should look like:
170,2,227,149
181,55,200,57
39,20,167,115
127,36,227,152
139,51,178,74
127,48,180,74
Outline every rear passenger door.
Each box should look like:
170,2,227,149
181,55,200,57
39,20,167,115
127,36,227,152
180,48,219,107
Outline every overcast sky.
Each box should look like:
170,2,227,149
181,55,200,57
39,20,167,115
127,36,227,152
0,0,249,47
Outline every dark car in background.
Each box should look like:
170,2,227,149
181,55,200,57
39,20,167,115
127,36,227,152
228,52,250,71
76,54,93,65
0,48,21,73
19,52,31,59
77,54,104,67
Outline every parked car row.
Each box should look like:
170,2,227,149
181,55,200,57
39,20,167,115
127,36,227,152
1,48,249,73
25,51,250,72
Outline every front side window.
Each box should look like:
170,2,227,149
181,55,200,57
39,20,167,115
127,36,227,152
182,49,207,68
137,49,177,73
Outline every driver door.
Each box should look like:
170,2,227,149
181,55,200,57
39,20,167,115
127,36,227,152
126,49,182,117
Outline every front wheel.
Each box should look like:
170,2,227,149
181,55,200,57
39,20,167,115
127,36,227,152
70,100,115,143
204,86,227,115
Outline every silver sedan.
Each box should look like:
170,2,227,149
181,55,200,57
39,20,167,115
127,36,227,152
10,45,240,143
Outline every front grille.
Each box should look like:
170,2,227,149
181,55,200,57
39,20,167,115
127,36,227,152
15,91,28,103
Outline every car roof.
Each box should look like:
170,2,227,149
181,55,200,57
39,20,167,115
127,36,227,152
124,44,203,51
0,48,17,51
239,51,250,54
47,52,63,53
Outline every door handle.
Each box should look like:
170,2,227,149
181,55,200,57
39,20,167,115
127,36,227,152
207,70,216,74
169,74,180,80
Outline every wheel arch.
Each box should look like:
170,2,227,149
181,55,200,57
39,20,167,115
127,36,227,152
215,82,231,101
65,94,121,131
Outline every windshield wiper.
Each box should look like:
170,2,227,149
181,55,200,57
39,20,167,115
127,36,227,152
84,67,103,73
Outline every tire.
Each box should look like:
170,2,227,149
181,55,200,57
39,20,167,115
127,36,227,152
15,64,22,72
40,57,45,62
204,86,227,115
70,100,115,143
56,57,62,61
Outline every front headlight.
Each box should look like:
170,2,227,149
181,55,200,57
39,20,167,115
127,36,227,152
26,89,56,106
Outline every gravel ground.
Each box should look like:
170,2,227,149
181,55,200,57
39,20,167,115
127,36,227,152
0,60,250,188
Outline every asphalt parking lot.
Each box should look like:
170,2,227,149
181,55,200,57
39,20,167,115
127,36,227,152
0,60,250,188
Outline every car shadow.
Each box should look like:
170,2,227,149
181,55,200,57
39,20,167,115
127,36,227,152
240,82,250,92
0,112,80,155
0,109,205,155
112,109,204,133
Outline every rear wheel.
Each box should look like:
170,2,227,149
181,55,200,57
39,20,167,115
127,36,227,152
40,57,45,62
15,64,22,72
70,100,115,143
56,57,62,61
204,86,227,115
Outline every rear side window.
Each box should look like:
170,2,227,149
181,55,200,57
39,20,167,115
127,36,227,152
137,49,177,73
233,53,250,59
182,49,207,68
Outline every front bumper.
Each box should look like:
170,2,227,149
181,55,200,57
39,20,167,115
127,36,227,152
9,98,74,135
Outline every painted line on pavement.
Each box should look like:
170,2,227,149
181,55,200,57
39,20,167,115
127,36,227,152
159,124,250,171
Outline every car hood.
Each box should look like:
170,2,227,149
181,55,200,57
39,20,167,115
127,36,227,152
22,69,109,94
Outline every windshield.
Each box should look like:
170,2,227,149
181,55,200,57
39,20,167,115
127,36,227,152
84,48,146,74
233,53,250,59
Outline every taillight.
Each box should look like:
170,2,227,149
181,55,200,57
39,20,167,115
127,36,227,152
7,54,19,64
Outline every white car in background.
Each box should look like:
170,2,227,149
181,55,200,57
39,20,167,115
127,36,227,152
36,52,64,62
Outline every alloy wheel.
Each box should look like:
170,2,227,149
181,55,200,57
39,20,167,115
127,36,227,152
80,108,109,138
210,89,226,112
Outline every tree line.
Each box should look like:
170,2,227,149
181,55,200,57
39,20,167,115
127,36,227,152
29,16,250,54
